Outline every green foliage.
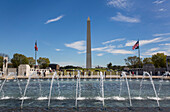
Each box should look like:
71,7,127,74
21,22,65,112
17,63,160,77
0,56,3,68
124,56,142,68
37,57,50,69
106,62,125,71
151,53,166,68
27,57,35,68
143,57,153,64
11,53,28,68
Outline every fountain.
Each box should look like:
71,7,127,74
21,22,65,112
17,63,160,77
119,72,132,107
0,72,22,97
0,70,169,111
21,71,43,108
67,72,69,81
129,71,132,81
109,71,112,81
99,71,105,107
48,72,61,108
158,71,170,96
116,71,119,81
75,71,81,108
139,71,160,107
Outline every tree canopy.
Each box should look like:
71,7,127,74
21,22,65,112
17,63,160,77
107,62,112,69
151,53,166,68
27,57,35,68
124,56,142,68
37,57,50,69
143,57,153,64
0,56,3,68
11,53,28,68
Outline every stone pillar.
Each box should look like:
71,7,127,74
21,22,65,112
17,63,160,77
3,57,8,76
18,64,30,76
86,17,92,68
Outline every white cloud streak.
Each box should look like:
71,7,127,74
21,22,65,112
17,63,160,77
97,53,104,56
65,40,85,51
158,8,166,12
147,47,160,52
102,38,125,44
55,49,61,51
111,12,140,23
45,15,64,24
159,43,170,46
153,33,170,37
66,40,134,55
105,48,134,54
107,0,128,9
153,0,166,4
125,37,170,46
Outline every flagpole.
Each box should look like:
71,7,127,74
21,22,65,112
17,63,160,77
35,50,37,67
138,39,141,68
35,40,37,69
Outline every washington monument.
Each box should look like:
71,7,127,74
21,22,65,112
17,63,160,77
86,17,92,68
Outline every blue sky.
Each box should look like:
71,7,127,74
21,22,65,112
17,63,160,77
0,0,170,67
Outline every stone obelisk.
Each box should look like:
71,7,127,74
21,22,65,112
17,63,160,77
86,17,92,68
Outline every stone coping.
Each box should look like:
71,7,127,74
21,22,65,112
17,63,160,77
0,75,170,80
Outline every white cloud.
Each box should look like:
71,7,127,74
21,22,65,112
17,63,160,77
125,37,170,46
144,51,169,56
107,0,128,9
102,38,125,44
97,53,104,56
111,12,140,23
65,40,134,55
117,44,124,48
153,0,166,4
78,51,86,54
92,46,109,51
105,48,134,54
153,33,170,37
158,8,166,12
147,47,160,52
159,43,170,46
65,40,85,51
45,15,64,24
55,49,61,51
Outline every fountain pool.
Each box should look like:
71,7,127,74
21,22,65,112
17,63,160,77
0,72,169,111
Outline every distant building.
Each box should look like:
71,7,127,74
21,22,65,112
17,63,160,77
143,64,155,74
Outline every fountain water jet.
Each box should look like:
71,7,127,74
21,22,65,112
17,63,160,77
21,71,42,108
0,72,22,97
75,71,82,107
158,71,170,96
48,72,61,108
99,71,105,107
119,72,132,107
139,71,160,107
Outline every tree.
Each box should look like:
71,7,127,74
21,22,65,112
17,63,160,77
37,57,50,69
107,62,112,69
27,57,35,68
143,57,153,64
124,56,142,68
0,56,3,68
151,53,166,68
11,53,28,68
